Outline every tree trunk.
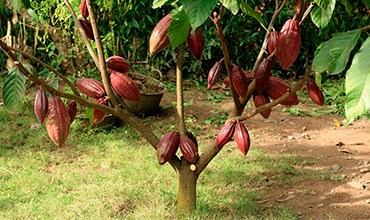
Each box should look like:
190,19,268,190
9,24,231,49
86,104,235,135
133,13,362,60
177,165,198,213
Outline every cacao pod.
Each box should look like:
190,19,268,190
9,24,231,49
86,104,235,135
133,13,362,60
110,70,140,101
187,28,204,60
265,77,299,105
157,131,180,165
67,101,77,124
79,19,94,40
253,93,271,119
93,98,107,124
232,64,249,99
276,19,301,70
186,131,198,149
245,71,255,81
79,0,88,19
307,80,324,106
34,88,48,123
255,58,273,94
149,14,172,54
45,96,70,146
76,78,106,99
207,60,223,89
223,77,230,88
216,121,236,148
180,135,198,164
106,56,130,74
268,31,279,54
234,121,251,156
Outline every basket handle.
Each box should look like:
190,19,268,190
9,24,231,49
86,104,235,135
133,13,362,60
150,69,163,82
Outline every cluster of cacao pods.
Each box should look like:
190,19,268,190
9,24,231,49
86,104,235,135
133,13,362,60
157,131,198,165
149,14,205,60
216,121,250,156
79,0,94,40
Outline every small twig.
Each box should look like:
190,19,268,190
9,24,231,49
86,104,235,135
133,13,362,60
299,2,316,26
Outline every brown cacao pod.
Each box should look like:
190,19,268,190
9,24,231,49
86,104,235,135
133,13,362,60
93,98,107,124
234,121,251,156
110,71,140,101
76,78,106,99
79,19,94,40
307,80,324,106
187,28,204,60
255,58,273,94
232,64,249,99
106,56,130,74
149,14,172,54
265,77,299,105
216,121,236,148
268,31,279,54
207,60,223,89
67,101,77,124
157,131,180,165
79,0,88,19
34,88,48,123
186,131,198,149
45,96,70,146
276,19,301,70
253,93,271,119
180,135,199,164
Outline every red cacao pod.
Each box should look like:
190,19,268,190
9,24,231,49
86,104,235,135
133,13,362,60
253,93,271,119
187,28,204,60
149,14,172,54
265,77,299,105
93,98,107,124
216,121,236,148
268,31,279,54
255,58,273,94
186,132,198,149
110,71,140,101
106,56,130,74
276,19,301,70
76,78,106,99
67,101,77,124
307,80,324,106
157,131,180,165
223,77,230,88
245,71,255,81
34,88,48,123
79,19,94,40
180,135,199,164
232,64,249,99
207,60,223,89
79,0,88,19
45,96,70,147
234,121,251,156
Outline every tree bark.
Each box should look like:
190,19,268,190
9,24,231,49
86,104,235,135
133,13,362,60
177,165,198,213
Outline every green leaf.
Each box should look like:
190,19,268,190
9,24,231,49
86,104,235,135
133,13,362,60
362,0,370,8
2,66,26,110
27,8,39,22
152,0,170,9
240,2,267,31
169,7,191,48
338,0,353,14
20,0,30,8
219,0,239,15
345,37,370,124
182,0,217,30
8,0,25,10
312,29,361,75
310,0,336,28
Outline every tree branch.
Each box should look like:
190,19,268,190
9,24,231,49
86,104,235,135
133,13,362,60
176,44,187,135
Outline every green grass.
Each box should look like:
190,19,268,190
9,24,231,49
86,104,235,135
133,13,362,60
0,100,333,219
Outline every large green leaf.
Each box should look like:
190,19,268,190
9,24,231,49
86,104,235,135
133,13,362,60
310,0,336,28
219,0,239,15
182,0,217,30
312,29,361,75
345,37,370,124
2,66,26,110
152,0,170,8
362,0,370,8
240,2,267,31
169,7,191,48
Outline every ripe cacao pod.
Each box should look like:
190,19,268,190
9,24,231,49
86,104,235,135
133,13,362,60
253,93,271,119
307,80,324,106
234,121,251,156
149,14,172,54
106,56,130,74
157,131,180,165
265,77,299,106
45,96,70,147
34,88,48,123
268,31,279,54
276,19,301,70
67,101,77,124
186,131,198,149
245,71,255,81
223,77,230,88
93,98,107,124
79,19,94,40
255,58,273,94
216,121,236,148
110,71,140,101
187,28,204,60
232,64,249,99
207,60,223,89
180,135,199,164
79,0,88,19
76,78,106,99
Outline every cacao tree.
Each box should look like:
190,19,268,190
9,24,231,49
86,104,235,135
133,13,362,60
1,0,369,214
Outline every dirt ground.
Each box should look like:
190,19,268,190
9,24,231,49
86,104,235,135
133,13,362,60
160,83,370,220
